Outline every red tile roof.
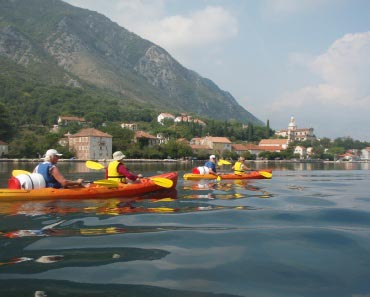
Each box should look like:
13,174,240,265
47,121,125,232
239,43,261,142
70,128,112,138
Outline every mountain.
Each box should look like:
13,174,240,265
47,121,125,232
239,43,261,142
0,0,263,125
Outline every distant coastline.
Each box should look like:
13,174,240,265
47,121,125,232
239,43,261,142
0,159,369,164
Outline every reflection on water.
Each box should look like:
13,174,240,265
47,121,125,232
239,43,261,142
1,163,370,296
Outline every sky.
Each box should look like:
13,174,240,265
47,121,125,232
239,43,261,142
64,0,370,141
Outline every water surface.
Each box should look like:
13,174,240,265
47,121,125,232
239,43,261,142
0,161,369,296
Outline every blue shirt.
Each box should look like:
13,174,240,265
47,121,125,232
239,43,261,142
204,160,217,173
36,162,62,188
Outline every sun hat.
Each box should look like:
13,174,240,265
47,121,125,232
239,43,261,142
45,149,62,157
113,151,126,161
210,154,216,159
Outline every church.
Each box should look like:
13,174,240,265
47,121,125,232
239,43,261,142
275,116,315,143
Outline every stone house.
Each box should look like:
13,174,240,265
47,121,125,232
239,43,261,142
68,128,112,160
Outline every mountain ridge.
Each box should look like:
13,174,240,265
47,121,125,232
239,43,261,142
0,0,264,125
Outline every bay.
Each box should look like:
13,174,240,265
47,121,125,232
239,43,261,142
0,161,369,297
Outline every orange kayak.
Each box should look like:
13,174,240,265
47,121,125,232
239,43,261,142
0,172,178,201
183,170,272,180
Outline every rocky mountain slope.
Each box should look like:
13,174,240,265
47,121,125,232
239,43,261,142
0,0,263,125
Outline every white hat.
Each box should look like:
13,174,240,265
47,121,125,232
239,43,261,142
45,149,62,157
113,151,126,161
210,155,216,159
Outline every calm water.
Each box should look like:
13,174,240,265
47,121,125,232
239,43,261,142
0,161,369,297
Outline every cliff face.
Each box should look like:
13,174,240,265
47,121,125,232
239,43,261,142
0,0,263,125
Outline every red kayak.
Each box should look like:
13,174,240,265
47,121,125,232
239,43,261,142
0,172,178,201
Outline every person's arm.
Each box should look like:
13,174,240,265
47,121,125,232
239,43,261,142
242,163,251,171
51,167,84,187
118,164,142,181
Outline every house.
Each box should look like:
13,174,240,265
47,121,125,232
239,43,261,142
174,114,192,123
232,143,250,155
259,139,289,150
232,143,262,156
190,136,232,154
121,123,138,131
338,152,356,161
294,146,307,159
157,113,175,125
193,119,206,126
68,128,112,160
0,140,9,157
275,116,315,143
134,131,161,147
174,114,206,126
58,116,86,126
361,147,370,160
156,133,169,144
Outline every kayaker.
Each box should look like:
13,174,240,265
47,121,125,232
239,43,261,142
204,155,219,176
106,151,143,183
34,149,84,188
232,156,250,174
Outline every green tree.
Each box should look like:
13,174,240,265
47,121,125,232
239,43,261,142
0,103,14,140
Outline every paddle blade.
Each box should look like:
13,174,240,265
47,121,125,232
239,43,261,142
150,177,173,188
259,171,272,179
12,170,31,177
93,179,119,187
86,161,105,170
218,159,231,165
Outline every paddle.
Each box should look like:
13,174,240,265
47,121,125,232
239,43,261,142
92,179,120,187
217,159,231,166
12,170,31,176
258,171,272,179
85,160,105,170
85,160,173,188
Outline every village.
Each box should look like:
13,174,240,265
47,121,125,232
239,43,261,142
0,114,369,162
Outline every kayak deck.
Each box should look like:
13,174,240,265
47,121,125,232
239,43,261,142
183,170,272,180
0,172,178,201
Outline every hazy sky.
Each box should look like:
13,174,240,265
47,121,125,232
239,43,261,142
64,0,370,141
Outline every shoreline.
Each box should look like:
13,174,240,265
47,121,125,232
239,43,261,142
0,159,369,164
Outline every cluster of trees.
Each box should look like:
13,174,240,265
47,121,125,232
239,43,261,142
1,75,369,159
3,115,271,159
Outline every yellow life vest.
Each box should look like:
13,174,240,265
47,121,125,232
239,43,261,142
233,161,244,174
107,160,126,183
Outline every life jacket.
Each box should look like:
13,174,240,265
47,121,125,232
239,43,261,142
36,162,62,188
233,161,244,175
107,160,126,183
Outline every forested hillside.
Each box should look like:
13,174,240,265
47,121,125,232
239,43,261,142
0,0,263,134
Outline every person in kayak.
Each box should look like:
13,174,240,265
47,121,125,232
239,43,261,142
106,151,143,183
204,155,219,176
232,156,250,174
34,149,84,188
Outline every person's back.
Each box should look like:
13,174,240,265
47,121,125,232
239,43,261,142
232,157,249,174
34,149,84,188
36,160,61,188
107,151,142,183
205,155,218,175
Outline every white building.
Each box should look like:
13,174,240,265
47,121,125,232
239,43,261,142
275,116,315,143
121,123,138,131
157,113,175,125
361,147,370,160
0,140,8,157
294,146,307,159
